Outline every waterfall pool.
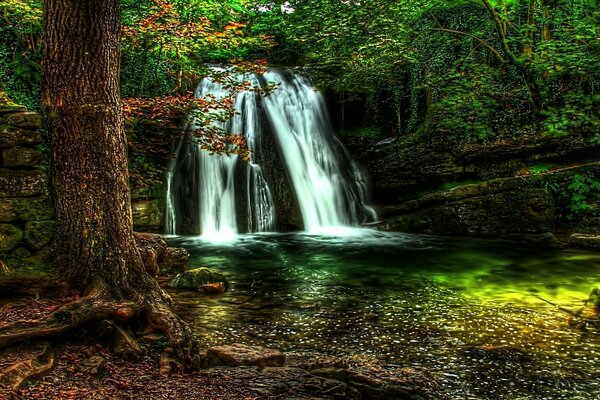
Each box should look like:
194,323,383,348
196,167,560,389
168,230,600,399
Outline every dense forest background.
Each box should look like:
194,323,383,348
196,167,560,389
2,0,599,140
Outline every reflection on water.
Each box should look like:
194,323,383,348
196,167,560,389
169,230,600,400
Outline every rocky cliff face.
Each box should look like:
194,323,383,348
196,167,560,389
343,131,600,240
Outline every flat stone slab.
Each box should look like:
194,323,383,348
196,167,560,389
200,366,361,399
204,344,285,368
0,125,43,147
0,169,48,198
2,111,42,129
569,234,600,251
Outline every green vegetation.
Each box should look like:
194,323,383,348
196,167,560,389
566,173,600,216
529,163,557,175
1,0,598,143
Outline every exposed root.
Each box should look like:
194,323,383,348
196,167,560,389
146,301,199,371
0,281,199,373
0,286,137,349
0,341,54,392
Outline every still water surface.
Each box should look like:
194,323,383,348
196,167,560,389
169,230,600,399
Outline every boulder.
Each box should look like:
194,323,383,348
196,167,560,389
0,169,48,198
198,282,226,294
170,267,229,292
159,246,189,275
2,147,44,167
2,111,42,130
204,344,285,368
132,199,162,230
0,224,24,252
24,221,54,251
569,234,600,251
0,125,43,147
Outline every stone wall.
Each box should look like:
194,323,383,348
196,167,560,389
0,101,165,273
0,104,54,272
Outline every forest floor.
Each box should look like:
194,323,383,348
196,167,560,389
0,297,263,400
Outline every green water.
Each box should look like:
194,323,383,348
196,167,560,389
168,230,600,399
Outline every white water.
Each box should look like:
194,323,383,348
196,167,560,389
262,70,376,232
165,68,376,239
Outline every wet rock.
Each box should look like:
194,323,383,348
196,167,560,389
2,111,41,129
384,180,555,236
170,267,229,292
24,221,55,251
0,224,24,252
200,366,361,399
2,147,44,167
344,366,445,400
568,233,600,251
0,169,47,197
204,344,285,368
465,344,532,363
504,232,562,248
132,199,162,230
285,352,346,370
0,125,43,147
159,247,189,275
198,282,226,294
79,355,106,375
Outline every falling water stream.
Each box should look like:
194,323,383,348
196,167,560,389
164,68,375,239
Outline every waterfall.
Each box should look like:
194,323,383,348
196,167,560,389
262,70,376,232
165,68,376,237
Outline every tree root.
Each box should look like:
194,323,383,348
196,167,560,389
0,341,54,393
0,281,199,373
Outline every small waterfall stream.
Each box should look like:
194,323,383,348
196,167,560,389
165,68,376,238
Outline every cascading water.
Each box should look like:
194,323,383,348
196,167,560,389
261,70,376,232
165,68,376,238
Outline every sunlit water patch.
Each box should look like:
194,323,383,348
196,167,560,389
169,232,600,399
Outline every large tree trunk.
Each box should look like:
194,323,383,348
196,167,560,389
42,0,146,292
0,0,196,369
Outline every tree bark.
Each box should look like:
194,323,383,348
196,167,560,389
0,0,200,367
42,0,150,294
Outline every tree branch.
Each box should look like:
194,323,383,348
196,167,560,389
430,28,506,63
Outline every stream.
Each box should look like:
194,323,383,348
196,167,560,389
169,230,600,399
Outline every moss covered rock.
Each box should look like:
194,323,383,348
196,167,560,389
0,169,48,198
0,224,24,252
2,111,42,130
169,267,229,292
0,125,43,147
24,221,55,251
569,234,600,251
2,147,44,167
132,199,162,231
0,196,54,222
